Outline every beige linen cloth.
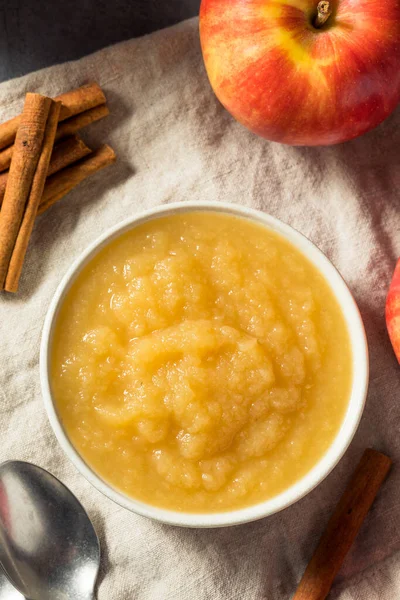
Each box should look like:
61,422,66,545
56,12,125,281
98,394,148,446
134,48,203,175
0,17,399,600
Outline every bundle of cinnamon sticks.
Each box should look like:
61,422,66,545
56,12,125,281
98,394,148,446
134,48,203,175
0,82,116,293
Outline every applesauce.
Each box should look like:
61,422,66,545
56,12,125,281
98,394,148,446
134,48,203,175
51,212,352,512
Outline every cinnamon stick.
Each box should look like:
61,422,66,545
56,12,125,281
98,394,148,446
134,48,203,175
38,144,116,215
0,146,13,173
56,82,106,121
0,135,91,206
293,449,392,600
46,135,92,177
0,94,56,288
0,119,21,155
55,104,110,140
4,100,61,292
0,104,108,173
0,82,105,152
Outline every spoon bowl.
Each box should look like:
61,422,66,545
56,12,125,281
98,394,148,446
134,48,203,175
0,567,24,600
0,461,100,600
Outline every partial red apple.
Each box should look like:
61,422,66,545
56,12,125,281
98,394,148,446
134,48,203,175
386,259,400,363
199,0,400,145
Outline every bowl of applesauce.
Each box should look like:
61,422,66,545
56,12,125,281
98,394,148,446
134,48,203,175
41,202,368,527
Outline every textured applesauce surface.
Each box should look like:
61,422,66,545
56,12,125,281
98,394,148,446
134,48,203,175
51,212,352,512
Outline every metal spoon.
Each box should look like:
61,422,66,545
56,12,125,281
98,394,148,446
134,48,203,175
0,460,100,600
0,565,24,600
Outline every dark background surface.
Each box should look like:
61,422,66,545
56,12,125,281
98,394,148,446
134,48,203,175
0,0,200,83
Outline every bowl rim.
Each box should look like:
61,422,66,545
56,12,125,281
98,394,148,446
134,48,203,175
40,201,369,528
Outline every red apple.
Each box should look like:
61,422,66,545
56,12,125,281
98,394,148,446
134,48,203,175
386,259,400,363
199,0,400,145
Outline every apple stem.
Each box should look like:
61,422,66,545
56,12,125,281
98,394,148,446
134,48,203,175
314,0,332,28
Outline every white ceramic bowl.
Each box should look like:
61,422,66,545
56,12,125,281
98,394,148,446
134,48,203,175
40,201,369,528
